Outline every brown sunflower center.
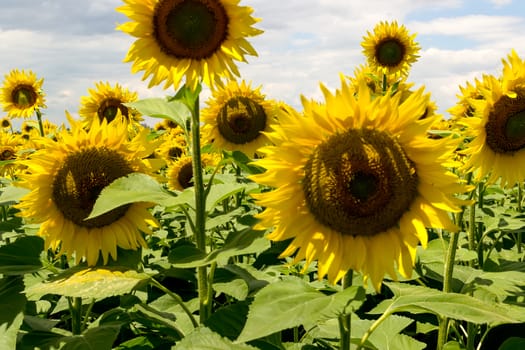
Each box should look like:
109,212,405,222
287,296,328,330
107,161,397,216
52,147,135,228
97,98,129,122
0,147,16,161
375,38,406,68
153,0,229,59
217,96,267,144
168,146,184,159
1,119,11,128
302,128,418,236
177,161,194,189
11,84,38,108
485,88,525,154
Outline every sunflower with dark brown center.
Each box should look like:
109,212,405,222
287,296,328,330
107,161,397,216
16,115,162,266
79,81,143,133
117,0,262,90
251,76,468,290
201,79,276,156
0,69,46,118
361,21,420,77
167,153,220,191
461,50,525,187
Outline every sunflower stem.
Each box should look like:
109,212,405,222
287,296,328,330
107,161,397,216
68,297,83,335
338,270,353,350
189,92,210,323
35,109,45,137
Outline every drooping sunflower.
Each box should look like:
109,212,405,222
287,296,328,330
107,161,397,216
16,115,161,266
361,21,420,78
250,76,468,290
116,0,263,90
79,81,143,133
460,50,525,187
0,69,46,118
201,79,277,157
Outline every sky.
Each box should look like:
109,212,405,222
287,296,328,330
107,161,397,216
1,0,524,127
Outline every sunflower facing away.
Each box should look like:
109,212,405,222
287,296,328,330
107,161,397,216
79,81,143,133
116,0,263,90
361,21,420,78
0,69,46,118
201,79,277,157
16,116,161,266
250,76,467,290
460,50,525,187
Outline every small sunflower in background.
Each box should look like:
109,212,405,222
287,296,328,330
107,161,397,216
167,153,220,191
0,131,23,177
156,129,188,164
201,79,277,157
116,0,263,90
460,50,525,187
0,69,46,118
15,115,162,266
361,21,420,78
251,76,468,290
79,81,143,133
1,117,13,133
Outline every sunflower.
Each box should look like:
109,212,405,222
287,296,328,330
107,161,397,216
460,50,525,187
0,131,23,177
1,117,12,130
116,0,263,90
79,81,143,133
250,76,467,290
167,153,220,191
201,79,277,156
0,69,46,118
15,115,161,266
361,21,420,78
156,128,188,164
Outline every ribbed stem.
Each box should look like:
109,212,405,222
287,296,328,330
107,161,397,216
338,270,353,350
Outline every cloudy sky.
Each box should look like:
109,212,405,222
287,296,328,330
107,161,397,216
1,0,524,127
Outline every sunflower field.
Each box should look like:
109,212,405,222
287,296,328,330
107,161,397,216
1,1,525,350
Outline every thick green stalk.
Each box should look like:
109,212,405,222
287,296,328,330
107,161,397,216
68,297,83,335
338,270,353,350
190,94,210,323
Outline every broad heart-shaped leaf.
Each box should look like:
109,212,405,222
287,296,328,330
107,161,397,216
0,235,44,275
205,182,259,213
369,282,525,326
169,228,269,268
87,173,185,220
0,276,27,327
236,277,365,343
61,324,121,350
173,326,257,350
126,97,191,131
0,184,29,205
24,267,150,300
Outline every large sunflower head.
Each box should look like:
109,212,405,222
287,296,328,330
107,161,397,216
116,0,263,90
250,76,468,290
0,69,46,118
201,79,277,157
361,21,420,78
461,50,525,187
15,115,162,266
79,81,143,133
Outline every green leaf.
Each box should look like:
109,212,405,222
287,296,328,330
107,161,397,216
205,183,258,213
499,337,525,350
369,282,525,326
87,173,177,220
236,277,365,343
61,324,121,350
205,302,250,341
0,235,43,275
126,97,191,131
0,312,23,350
173,327,257,350
169,228,269,268
24,267,150,300
0,185,30,205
